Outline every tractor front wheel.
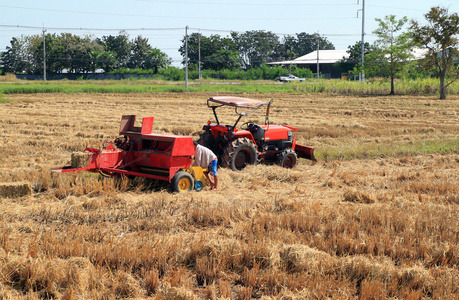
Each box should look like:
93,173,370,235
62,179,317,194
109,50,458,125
276,148,298,168
221,137,258,171
171,171,194,193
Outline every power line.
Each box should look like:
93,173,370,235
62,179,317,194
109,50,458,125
0,24,374,39
367,5,427,12
0,4,358,22
136,0,358,7
0,5,194,20
0,25,183,32
180,27,371,38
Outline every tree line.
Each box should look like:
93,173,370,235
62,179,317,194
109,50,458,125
0,31,171,75
179,31,334,70
0,30,334,75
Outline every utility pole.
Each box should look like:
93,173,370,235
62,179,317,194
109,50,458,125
198,31,202,84
359,0,365,83
316,34,320,80
42,27,46,81
185,26,189,88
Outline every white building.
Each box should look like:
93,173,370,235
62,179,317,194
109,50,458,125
268,50,350,78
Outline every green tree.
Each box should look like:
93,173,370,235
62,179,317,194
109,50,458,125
179,33,238,70
1,33,99,75
144,48,171,73
45,33,76,74
17,35,37,74
342,41,371,65
356,47,390,78
295,32,334,56
97,31,132,69
336,41,371,77
273,33,334,62
179,31,334,70
372,15,413,95
206,49,241,70
91,50,117,73
32,33,103,74
2,31,172,75
0,37,29,74
410,6,459,99
179,33,201,67
64,36,103,73
129,36,152,69
231,30,280,68
275,35,297,61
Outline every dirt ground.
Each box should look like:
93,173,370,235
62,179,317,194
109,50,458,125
0,92,458,299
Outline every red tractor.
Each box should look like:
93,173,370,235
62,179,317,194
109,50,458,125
197,96,316,170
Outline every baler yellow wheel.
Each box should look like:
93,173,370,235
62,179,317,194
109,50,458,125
178,177,191,191
171,171,194,193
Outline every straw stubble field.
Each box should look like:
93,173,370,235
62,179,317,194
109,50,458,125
0,92,458,299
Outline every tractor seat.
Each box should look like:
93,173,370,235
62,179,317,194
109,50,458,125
248,124,265,141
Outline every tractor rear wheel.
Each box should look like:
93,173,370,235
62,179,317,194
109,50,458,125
276,148,298,168
221,137,257,171
171,171,194,193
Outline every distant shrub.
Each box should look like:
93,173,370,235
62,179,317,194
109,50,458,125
110,68,156,75
106,65,315,81
158,67,184,81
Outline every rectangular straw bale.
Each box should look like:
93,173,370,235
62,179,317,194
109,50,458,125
0,182,32,198
71,151,91,168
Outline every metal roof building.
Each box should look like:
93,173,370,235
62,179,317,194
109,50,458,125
268,48,428,79
268,50,350,79
269,50,349,66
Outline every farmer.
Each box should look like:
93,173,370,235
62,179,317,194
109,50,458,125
193,141,218,190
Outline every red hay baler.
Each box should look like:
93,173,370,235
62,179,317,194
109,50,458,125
52,115,207,193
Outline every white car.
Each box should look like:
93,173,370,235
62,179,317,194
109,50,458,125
277,74,305,82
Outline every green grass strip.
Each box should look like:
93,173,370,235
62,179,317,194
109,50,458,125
0,93,13,102
317,139,459,161
1,78,457,96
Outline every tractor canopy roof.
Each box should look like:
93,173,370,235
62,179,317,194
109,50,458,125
208,96,270,109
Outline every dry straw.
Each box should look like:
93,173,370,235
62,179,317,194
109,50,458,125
0,92,457,299
71,152,91,168
0,182,31,198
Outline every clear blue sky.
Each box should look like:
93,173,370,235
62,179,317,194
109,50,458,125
1,0,458,66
